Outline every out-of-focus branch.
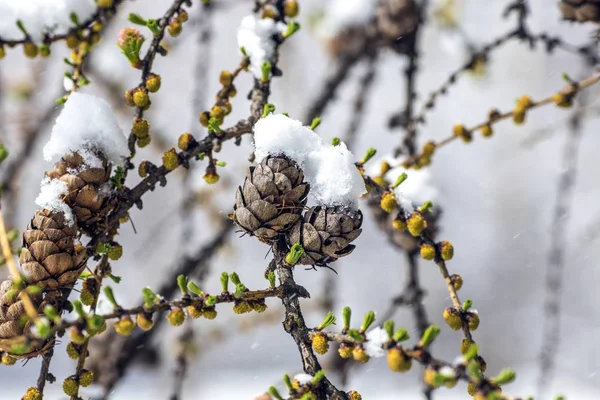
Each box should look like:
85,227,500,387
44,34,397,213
538,91,587,398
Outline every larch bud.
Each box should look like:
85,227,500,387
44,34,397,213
199,111,210,127
133,88,149,107
202,308,217,320
467,312,480,331
420,244,436,261
124,89,135,106
422,141,436,157
380,192,397,213
168,19,182,37
251,301,267,313
453,124,472,142
178,133,196,151
210,105,226,119
203,166,220,184
177,10,189,23
187,305,202,319
467,382,478,396
443,307,462,331
162,148,180,170
115,316,136,336
392,218,407,231
66,34,79,49
423,368,441,388
440,241,454,260
136,313,154,330
62,376,78,396
552,92,572,108
167,307,186,326
347,390,362,400
69,327,86,345
219,70,233,86
312,333,329,355
138,160,150,177
450,274,463,291
481,124,493,138
145,74,161,93
23,387,42,400
338,343,354,359
1,353,16,365
108,244,123,260
97,0,114,7
517,95,533,109
137,136,151,148
373,176,387,187
407,213,427,236
284,0,300,18
513,108,526,124
352,346,369,363
387,347,412,372
460,338,475,355
23,42,38,58
132,119,150,138
66,342,80,359
79,370,94,387
233,301,252,314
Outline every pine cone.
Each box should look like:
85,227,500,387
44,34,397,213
287,206,363,266
0,153,112,358
376,0,420,52
233,155,309,241
558,0,600,22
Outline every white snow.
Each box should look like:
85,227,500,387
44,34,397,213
316,0,380,39
0,0,96,43
293,373,313,386
236,15,287,79
253,114,366,209
35,177,74,225
44,92,128,167
439,366,456,378
63,76,74,92
364,326,389,358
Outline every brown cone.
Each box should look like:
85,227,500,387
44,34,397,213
0,152,112,358
287,206,363,266
558,0,600,22
233,155,309,241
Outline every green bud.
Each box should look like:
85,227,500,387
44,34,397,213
383,320,394,339
331,137,341,146
283,21,301,38
392,327,410,342
177,274,188,296
261,61,272,82
313,370,325,383
360,311,376,332
268,386,284,400
220,272,229,292
317,311,336,330
285,243,304,265
267,271,276,288
142,287,157,307
492,368,516,385
360,147,377,164
128,13,147,25
419,324,441,348
342,306,351,330
187,281,204,296
229,272,241,286
392,173,408,188
262,103,275,118
103,286,118,307
310,117,321,130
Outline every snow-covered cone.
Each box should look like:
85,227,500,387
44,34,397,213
0,153,111,358
376,0,419,52
287,206,363,266
558,0,600,22
233,155,309,241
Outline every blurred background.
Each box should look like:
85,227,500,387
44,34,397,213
1,0,600,398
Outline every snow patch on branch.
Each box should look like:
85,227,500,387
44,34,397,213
236,15,286,79
0,0,96,42
44,92,127,167
293,373,313,385
253,114,366,209
364,326,389,358
35,177,73,225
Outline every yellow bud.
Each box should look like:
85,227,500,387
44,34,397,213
422,141,436,157
392,218,407,231
97,0,114,7
233,301,252,314
219,70,233,86
69,327,86,344
178,133,195,151
261,8,277,19
444,378,458,388
162,148,180,170
228,86,237,97
137,136,151,148
423,368,441,388
1,353,16,365
380,192,397,213
407,213,427,236
138,160,150,178
312,333,329,355
517,95,533,109
513,107,526,124
284,0,300,17
348,390,362,400
0,46,5,59
203,170,220,184
124,89,135,106
467,382,478,396
202,308,217,320
460,339,474,355
39,45,51,57
373,176,387,187
210,105,226,119
467,312,480,331
115,316,136,336
380,161,391,175
222,101,232,115
450,274,463,291
251,301,267,313
199,111,210,127
552,92,572,108
177,10,189,22
419,244,436,260
168,20,183,37
62,377,78,397
23,42,38,58
338,343,354,358
23,387,42,400
387,347,412,372
440,240,454,260
79,370,94,387
66,34,80,49
167,307,186,326
443,307,463,331
480,124,493,138
132,119,150,139
66,342,80,359
107,244,123,260
133,88,149,107
187,305,203,319
80,287,95,306
136,313,154,331
352,346,369,363
452,124,466,138
145,74,161,93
